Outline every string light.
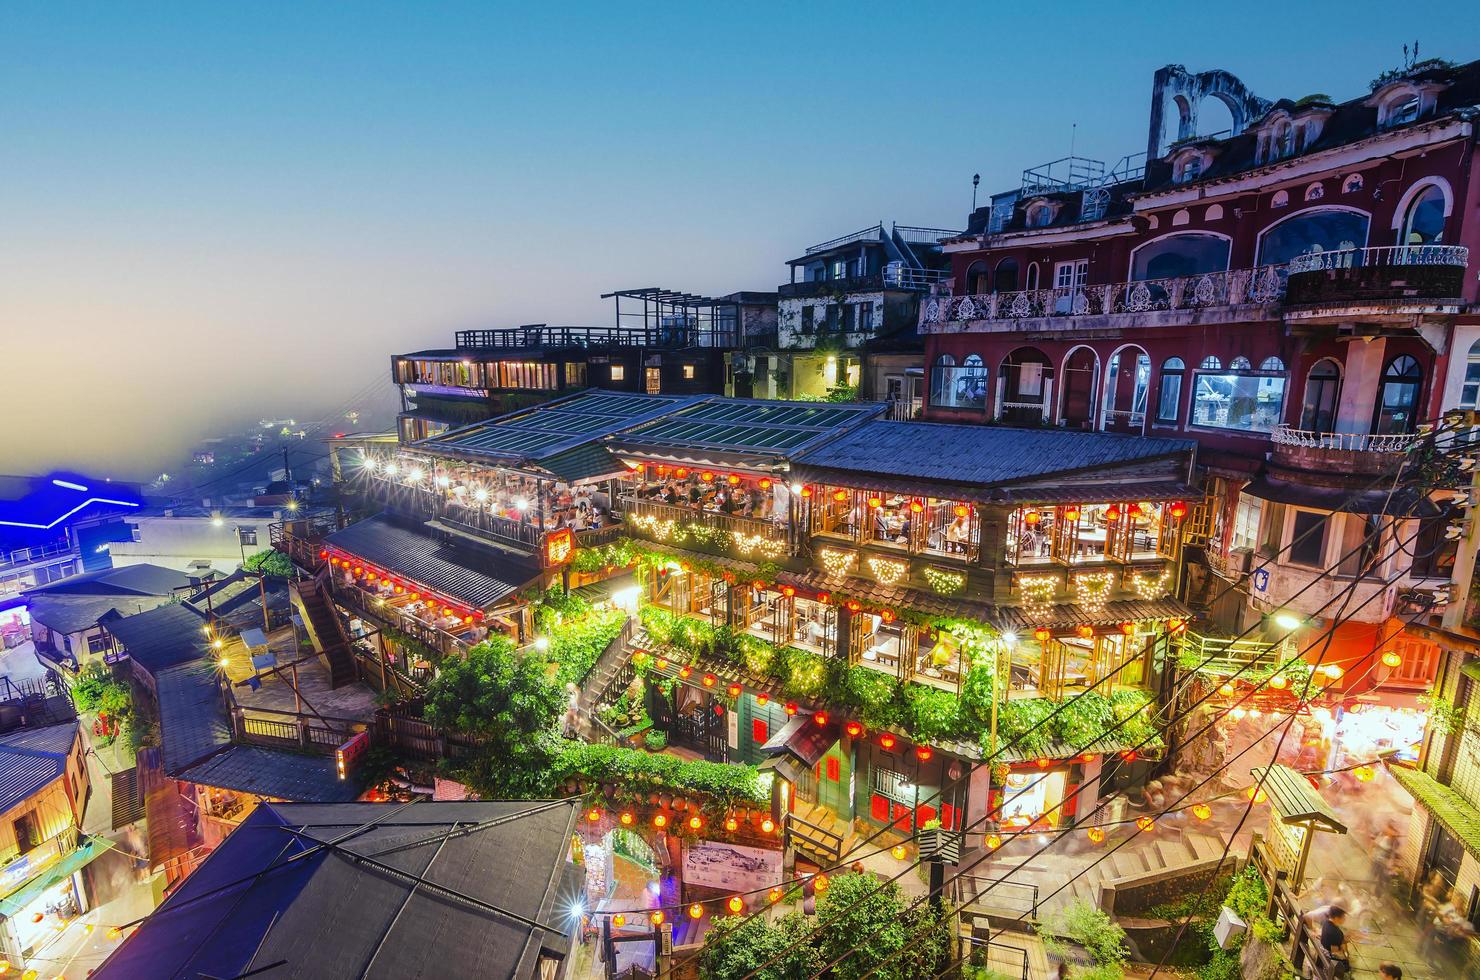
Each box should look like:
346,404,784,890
891,845,908,860
1087,827,1105,843
728,896,744,913
1192,804,1212,820
688,903,704,919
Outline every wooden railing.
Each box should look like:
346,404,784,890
785,811,844,865
333,583,471,660
619,496,788,552
232,704,368,755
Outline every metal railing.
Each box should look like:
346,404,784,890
921,264,1290,328
1286,244,1468,274
450,324,725,350
804,224,883,255
1178,631,1284,677
1270,425,1420,453
892,224,963,245
882,262,953,290
0,540,73,570
956,874,1040,919
334,583,471,659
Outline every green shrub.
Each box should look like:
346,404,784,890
643,730,668,752
243,548,293,578
1036,898,1127,967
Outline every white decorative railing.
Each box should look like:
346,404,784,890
1271,425,1420,453
882,262,953,289
1286,244,1468,275
922,264,1290,327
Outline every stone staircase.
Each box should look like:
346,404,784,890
573,622,643,740
963,828,1236,922
788,802,850,869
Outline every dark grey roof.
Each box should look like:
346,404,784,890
0,721,76,816
96,800,583,980
607,397,885,466
325,514,541,609
24,563,191,599
418,389,699,468
155,661,232,775
26,594,134,635
178,746,357,803
102,602,212,673
793,421,1195,491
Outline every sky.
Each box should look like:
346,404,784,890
3,1,1478,480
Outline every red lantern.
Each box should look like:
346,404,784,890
1105,505,1121,521
1077,625,1094,639
784,701,798,716
725,816,738,832
846,600,862,613
909,499,924,514
879,733,897,750
1136,816,1155,833
814,711,829,726
1087,827,1106,843
1119,622,1136,636
1035,757,1051,769
318,549,329,559
1167,617,1186,633
1121,750,1137,762
758,478,772,490
800,486,813,498
1033,627,1051,643
1024,511,1042,526
702,673,717,688
751,579,765,591
700,471,715,483
867,497,882,509
845,721,865,738
727,683,742,697
832,489,848,502
1169,501,1188,519
817,592,830,604
679,666,692,678
781,585,796,597
675,467,688,478
1128,503,1143,518
1063,506,1081,521
726,474,740,485
916,746,934,762
953,504,970,518
756,692,769,705
727,895,744,913
880,609,896,624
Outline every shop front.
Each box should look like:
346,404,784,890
0,835,105,964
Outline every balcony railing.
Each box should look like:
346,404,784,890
921,264,1289,329
1284,244,1468,306
0,540,73,571
619,495,788,553
1285,244,1468,274
881,263,953,290
1270,425,1420,453
804,224,883,255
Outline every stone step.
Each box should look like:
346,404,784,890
1155,838,1189,870
1187,832,1228,864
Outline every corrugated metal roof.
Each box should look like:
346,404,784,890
24,563,192,598
96,800,582,980
102,602,212,673
609,398,883,463
155,661,232,775
179,746,358,804
325,514,541,609
794,421,1194,488
0,721,75,816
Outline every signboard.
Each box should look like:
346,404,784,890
335,731,370,781
682,840,780,894
544,528,574,567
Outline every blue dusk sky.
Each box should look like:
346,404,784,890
2,1,1478,477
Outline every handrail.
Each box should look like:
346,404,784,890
956,873,1040,918
882,263,953,289
1271,425,1420,453
892,224,963,244
1286,243,1468,274
804,224,883,255
785,811,844,859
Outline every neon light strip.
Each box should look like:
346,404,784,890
0,497,141,530
50,479,89,492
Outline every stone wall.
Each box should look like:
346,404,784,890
1099,854,1233,916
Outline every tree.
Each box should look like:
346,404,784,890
699,911,820,980
423,636,565,798
812,873,949,980
243,548,293,578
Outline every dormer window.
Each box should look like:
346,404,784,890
1177,157,1202,184
1369,79,1446,130
1025,201,1058,228
1388,96,1420,126
1170,146,1213,185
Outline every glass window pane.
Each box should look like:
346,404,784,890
1190,373,1287,433
1289,511,1328,567
1131,233,1232,280
1257,210,1370,266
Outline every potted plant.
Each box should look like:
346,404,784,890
917,818,963,863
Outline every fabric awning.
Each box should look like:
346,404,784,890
1241,477,1438,518
0,837,108,918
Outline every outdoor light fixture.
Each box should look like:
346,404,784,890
612,914,626,928
727,896,743,913
211,517,224,527
534,637,549,652
408,467,424,481
435,475,450,488
1274,612,1301,630
384,463,398,476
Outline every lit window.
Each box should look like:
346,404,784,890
1156,357,1185,423
1191,361,1287,434
682,364,696,380
1200,356,1222,370
930,354,988,410
610,364,626,382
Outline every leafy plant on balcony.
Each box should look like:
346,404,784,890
243,548,294,578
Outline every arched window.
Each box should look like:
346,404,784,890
1272,119,1294,159
1026,203,1054,228
965,261,989,295
1156,357,1186,424
1200,356,1222,369
1401,185,1447,245
930,354,987,410
1191,355,1288,434
1256,209,1369,266
1130,233,1232,281
1260,357,1286,372
993,258,1020,292
1300,359,1342,432
1025,262,1040,291
1374,355,1423,434
1461,340,1480,410
1230,356,1252,370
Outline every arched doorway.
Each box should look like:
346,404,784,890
1100,346,1151,434
996,348,1053,425
1060,347,1099,429
1374,355,1423,435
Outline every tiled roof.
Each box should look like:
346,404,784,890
102,602,212,673
325,514,541,609
0,721,76,816
24,563,191,598
95,800,583,980
155,661,232,775
26,595,133,635
178,746,357,804
608,398,884,464
793,421,1194,490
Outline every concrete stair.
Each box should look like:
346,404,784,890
290,576,356,688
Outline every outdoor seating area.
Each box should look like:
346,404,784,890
1005,501,1179,566
813,487,981,562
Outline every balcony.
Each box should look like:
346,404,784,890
1284,245,1468,307
780,273,888,300
1270,425,1419,476
920,264,1289,333
619,495,789,559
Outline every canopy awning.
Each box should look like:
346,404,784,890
0,837,108,918
1251,764,1347,833
1241,478,1438,518
761,712,840,769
